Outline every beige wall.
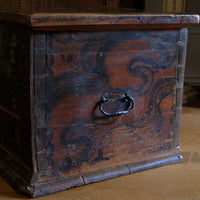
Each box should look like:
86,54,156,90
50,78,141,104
162,0,186,12
145,0,186,12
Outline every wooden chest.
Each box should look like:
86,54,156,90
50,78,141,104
0,1,199,197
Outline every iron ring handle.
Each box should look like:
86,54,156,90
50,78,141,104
99,94,135,117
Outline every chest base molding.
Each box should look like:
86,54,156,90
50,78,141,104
0,149,181,197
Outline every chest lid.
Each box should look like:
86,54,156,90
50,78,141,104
0,0,199,30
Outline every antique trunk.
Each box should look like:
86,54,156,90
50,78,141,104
0,1,199,197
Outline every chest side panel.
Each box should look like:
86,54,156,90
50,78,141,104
34,29,186,182
0,24,33,177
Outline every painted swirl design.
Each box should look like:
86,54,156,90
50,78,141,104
45,30,179,175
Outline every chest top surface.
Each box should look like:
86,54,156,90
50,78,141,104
0,0,199,30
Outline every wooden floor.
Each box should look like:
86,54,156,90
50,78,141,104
0,101,200,200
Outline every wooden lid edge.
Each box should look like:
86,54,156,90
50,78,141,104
0,12,199,30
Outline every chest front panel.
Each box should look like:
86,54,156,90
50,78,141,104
34,30,184,181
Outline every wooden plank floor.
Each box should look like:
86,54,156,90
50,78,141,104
0,101,200,200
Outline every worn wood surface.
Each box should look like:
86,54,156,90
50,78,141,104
0,3,199,196
0,0,199,30
35,29,185,180
0,101,200,199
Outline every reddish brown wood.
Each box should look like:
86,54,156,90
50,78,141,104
0,0,199,30
0,1,199,197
